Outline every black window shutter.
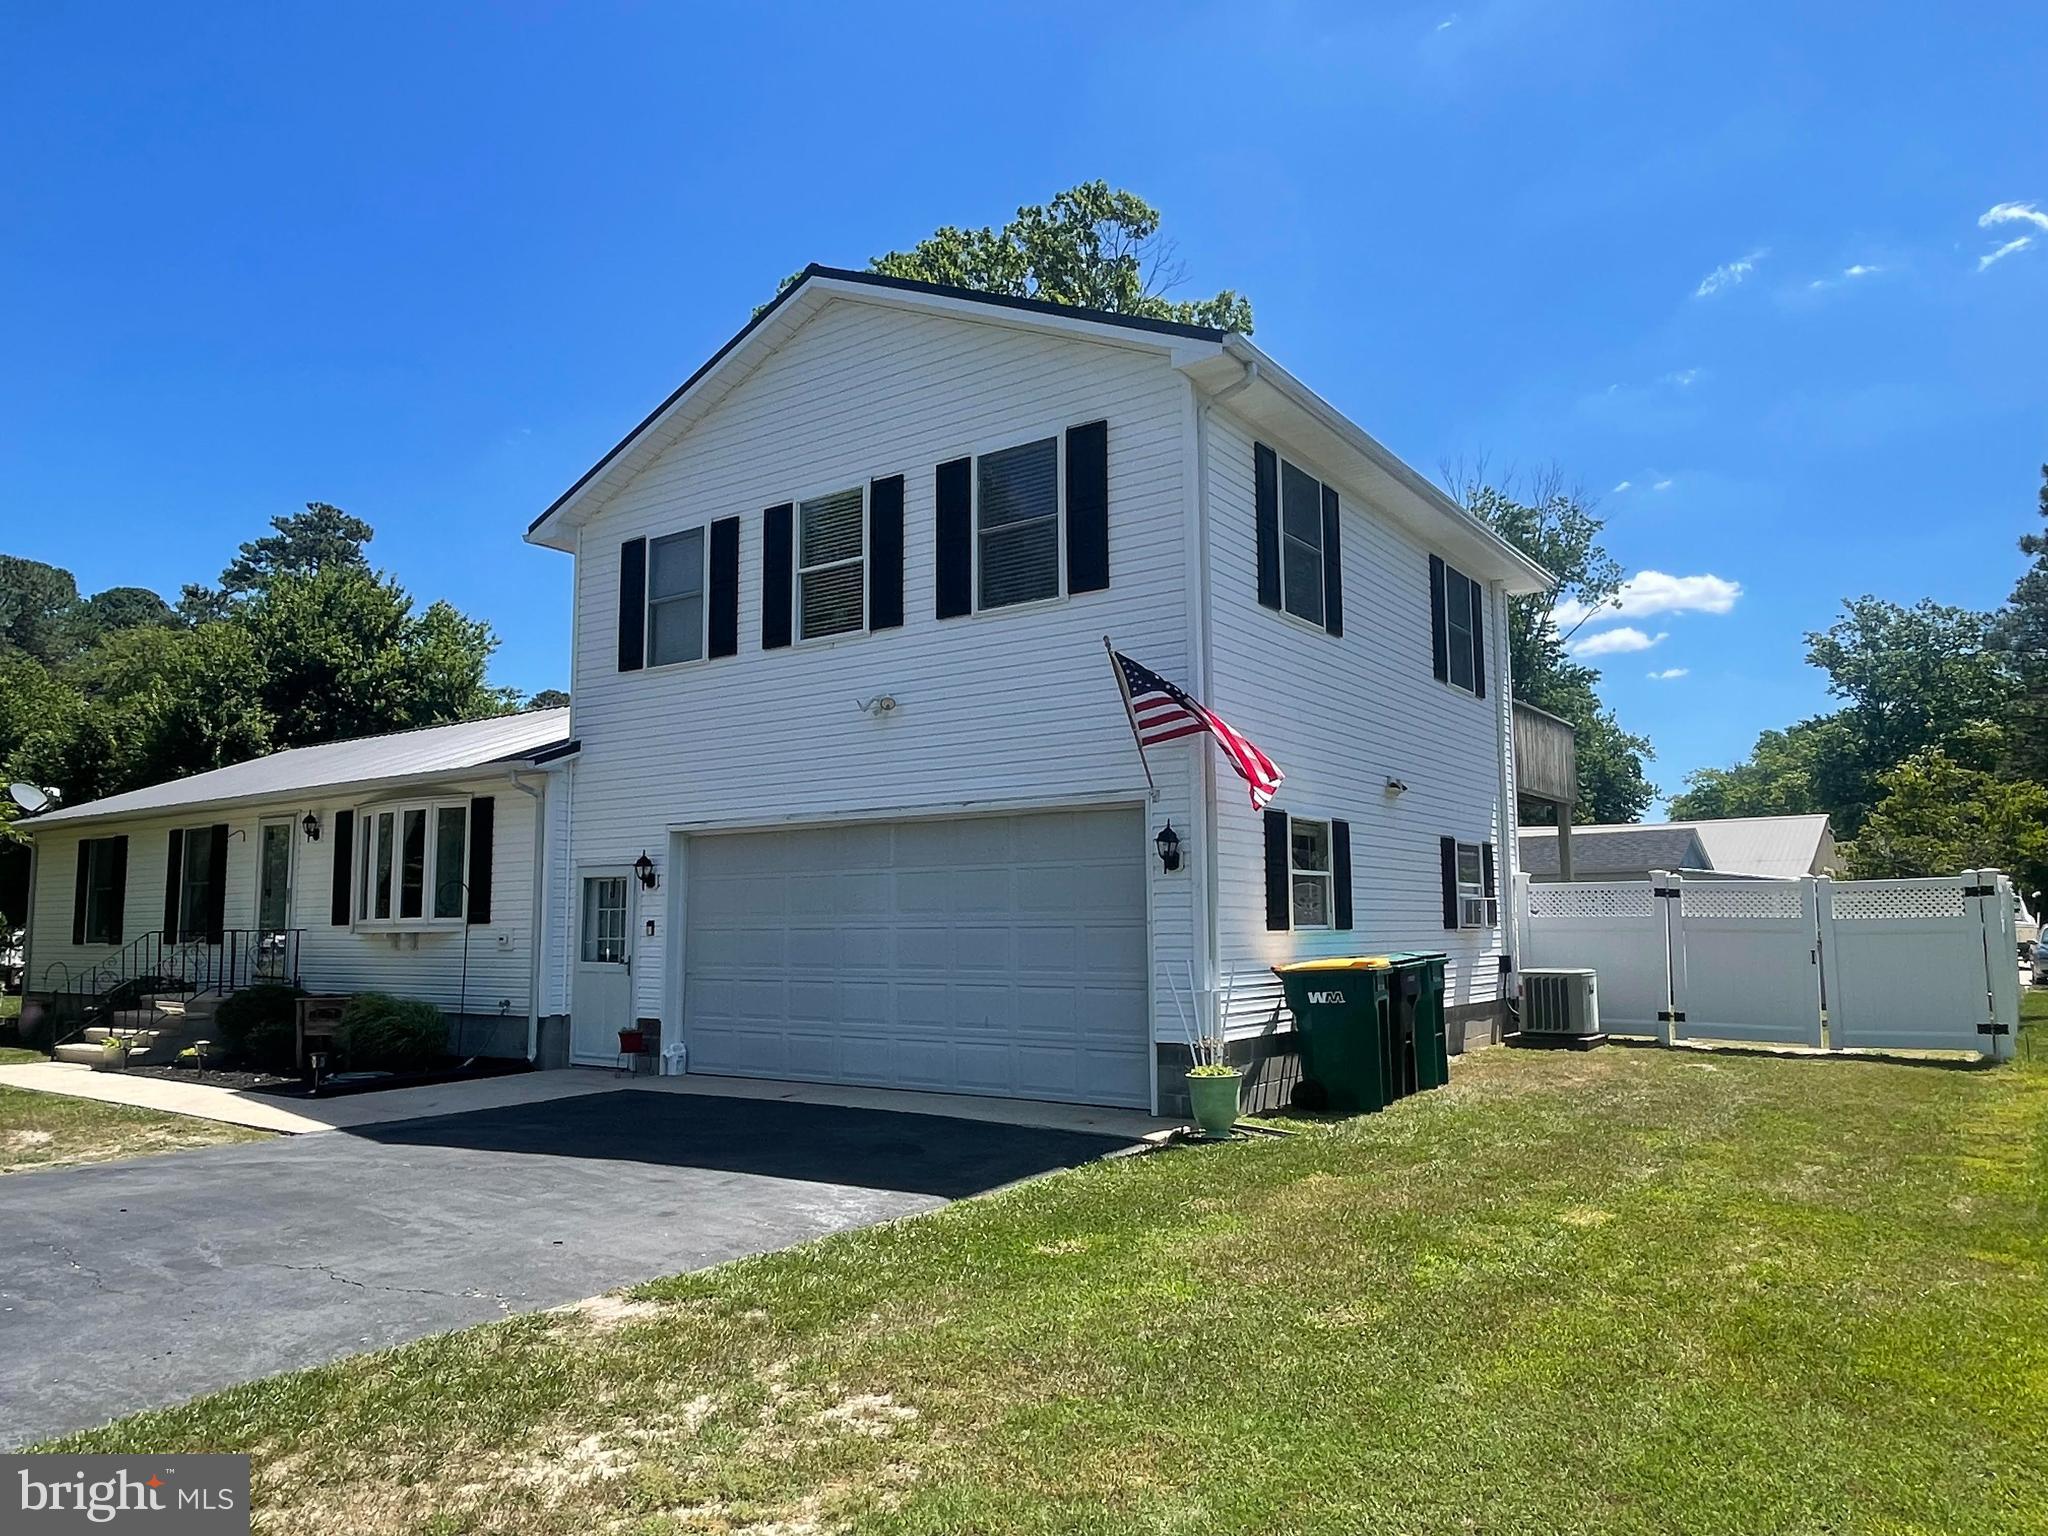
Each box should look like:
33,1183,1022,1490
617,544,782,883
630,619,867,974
869,474,905,630
330,810,355,926
1469,577,1487,699
1440,836,1460,930
617,538,647,672
163,830,183,939
761,503,794,650
935,457,972,619
72,841,91,945
1264,809,1291,931
205,824,229,944
467,796,495,925
1429,555,1450,683
1320,483,1344,637
105,836,127,945
1332,819,1353,930
1065,419,1109,594
1482,841,1497,898
708,516,740,659
1254,442,1281,611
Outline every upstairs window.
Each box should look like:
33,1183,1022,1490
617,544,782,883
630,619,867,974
1280,458,1325,627
798,487,866,639
646,527,706,667
1445,564,1478,692
977,436,1061,610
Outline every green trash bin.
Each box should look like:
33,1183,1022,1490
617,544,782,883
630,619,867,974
1385,952,1450,1094
1273,958,1394,1113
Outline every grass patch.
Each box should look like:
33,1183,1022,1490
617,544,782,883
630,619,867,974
0,992,20,1024
45,1024,2048,1535
0,1081,268,1173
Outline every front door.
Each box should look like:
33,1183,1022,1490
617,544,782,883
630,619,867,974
571,869,634,1065
255,818,296,980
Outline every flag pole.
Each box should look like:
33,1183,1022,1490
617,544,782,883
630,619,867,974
1103,635,1157,796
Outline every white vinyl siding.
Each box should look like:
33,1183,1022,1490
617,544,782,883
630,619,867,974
565,296,1195,1038
647,527,707,667
797,486,866,640
1205,404,1513,1037
25,774,544,1021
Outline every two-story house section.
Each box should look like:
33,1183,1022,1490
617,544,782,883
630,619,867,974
526,266,1549,1116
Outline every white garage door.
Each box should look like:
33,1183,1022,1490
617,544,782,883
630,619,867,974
682,808,1150,1108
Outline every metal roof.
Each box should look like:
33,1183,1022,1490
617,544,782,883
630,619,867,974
1518,813,1834,881
25,710,571,829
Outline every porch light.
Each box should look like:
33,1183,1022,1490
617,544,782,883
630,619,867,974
634,851,659,890
1154,820,1183,873
301,811,321,842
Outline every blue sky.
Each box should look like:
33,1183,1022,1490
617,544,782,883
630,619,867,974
2,2,2041,808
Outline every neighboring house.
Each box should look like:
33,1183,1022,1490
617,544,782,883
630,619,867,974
18,711,575,1060
1520,813,1837,883
526,265,1550,1115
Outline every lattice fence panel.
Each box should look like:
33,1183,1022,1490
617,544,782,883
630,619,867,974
1527,883,1656,919
1830,884,1966,922
1683,883,1808,921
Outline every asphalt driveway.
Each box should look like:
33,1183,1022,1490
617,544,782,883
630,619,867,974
0,1089,1136,1447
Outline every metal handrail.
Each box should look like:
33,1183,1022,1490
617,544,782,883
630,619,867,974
45,929,303,1057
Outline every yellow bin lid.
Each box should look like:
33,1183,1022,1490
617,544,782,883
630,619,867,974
1273,956,1393,972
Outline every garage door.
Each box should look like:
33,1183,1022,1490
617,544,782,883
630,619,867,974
683,808,1150,1108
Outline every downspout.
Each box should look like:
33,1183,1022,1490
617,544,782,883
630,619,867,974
1191,354,1258,1040
1490,580,1521,1034
509,767,547,1063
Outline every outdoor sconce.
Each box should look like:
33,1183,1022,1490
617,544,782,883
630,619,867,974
301,811,321,841
634,851,659,891
1385,777,1409,796
1154,820,1183,873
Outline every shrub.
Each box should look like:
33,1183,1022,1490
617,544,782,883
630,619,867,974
337,993,447,1073
213,983,305,1074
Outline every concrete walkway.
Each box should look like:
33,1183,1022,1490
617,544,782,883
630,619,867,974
0,1060,1176,1141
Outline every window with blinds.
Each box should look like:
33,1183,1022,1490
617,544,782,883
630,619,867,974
976,436,1060,610
647,527,706,666
797,486,866,639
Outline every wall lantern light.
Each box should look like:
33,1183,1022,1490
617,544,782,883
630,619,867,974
634,851,659,891
301,811,321,842
1154,820,1183,873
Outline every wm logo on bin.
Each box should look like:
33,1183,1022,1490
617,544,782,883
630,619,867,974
1307,990,1346,1005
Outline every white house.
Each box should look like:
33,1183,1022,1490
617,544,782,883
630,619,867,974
18,711,575,1062
526,267,1549,1115
1520,813,1837,883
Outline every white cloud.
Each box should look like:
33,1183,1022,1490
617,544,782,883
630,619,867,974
1976,204,2045,271
1551,570,1743,631
1662,368,1700,387
1652,478,1674,491
1570,626,1667,658
1844,263,1881,277
1647,667,1690,681
1980,235,2034,271
1694,249,1766,298
1981,201,2048,233
1436,13,1459,29
1611,480,1632,493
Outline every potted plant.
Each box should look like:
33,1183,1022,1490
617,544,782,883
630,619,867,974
95,1035,131,1072
1173,964,1243,1139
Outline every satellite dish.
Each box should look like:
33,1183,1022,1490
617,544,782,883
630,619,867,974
6,783,50,815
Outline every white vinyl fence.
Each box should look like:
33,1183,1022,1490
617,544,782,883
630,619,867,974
1519,869,2019,1060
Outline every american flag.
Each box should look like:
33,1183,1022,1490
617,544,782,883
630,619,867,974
1110,648,1285,811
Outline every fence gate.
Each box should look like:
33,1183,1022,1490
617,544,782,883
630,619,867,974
1819,871,2018,1056
1670,878,1823,1047
1522,880,1674,1036
1518,868,2018,1060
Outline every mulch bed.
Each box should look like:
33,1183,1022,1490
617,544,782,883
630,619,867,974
121,1064,296,1091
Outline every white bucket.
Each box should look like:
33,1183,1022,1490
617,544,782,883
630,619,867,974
659,1042,689,1077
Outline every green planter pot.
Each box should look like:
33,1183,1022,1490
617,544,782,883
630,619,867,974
1187,1069,1243,1139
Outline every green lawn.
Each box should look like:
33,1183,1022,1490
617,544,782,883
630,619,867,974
42,1003,2048,1535
0,1057,269,1172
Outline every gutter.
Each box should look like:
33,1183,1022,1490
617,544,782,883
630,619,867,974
507,767,548,1063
